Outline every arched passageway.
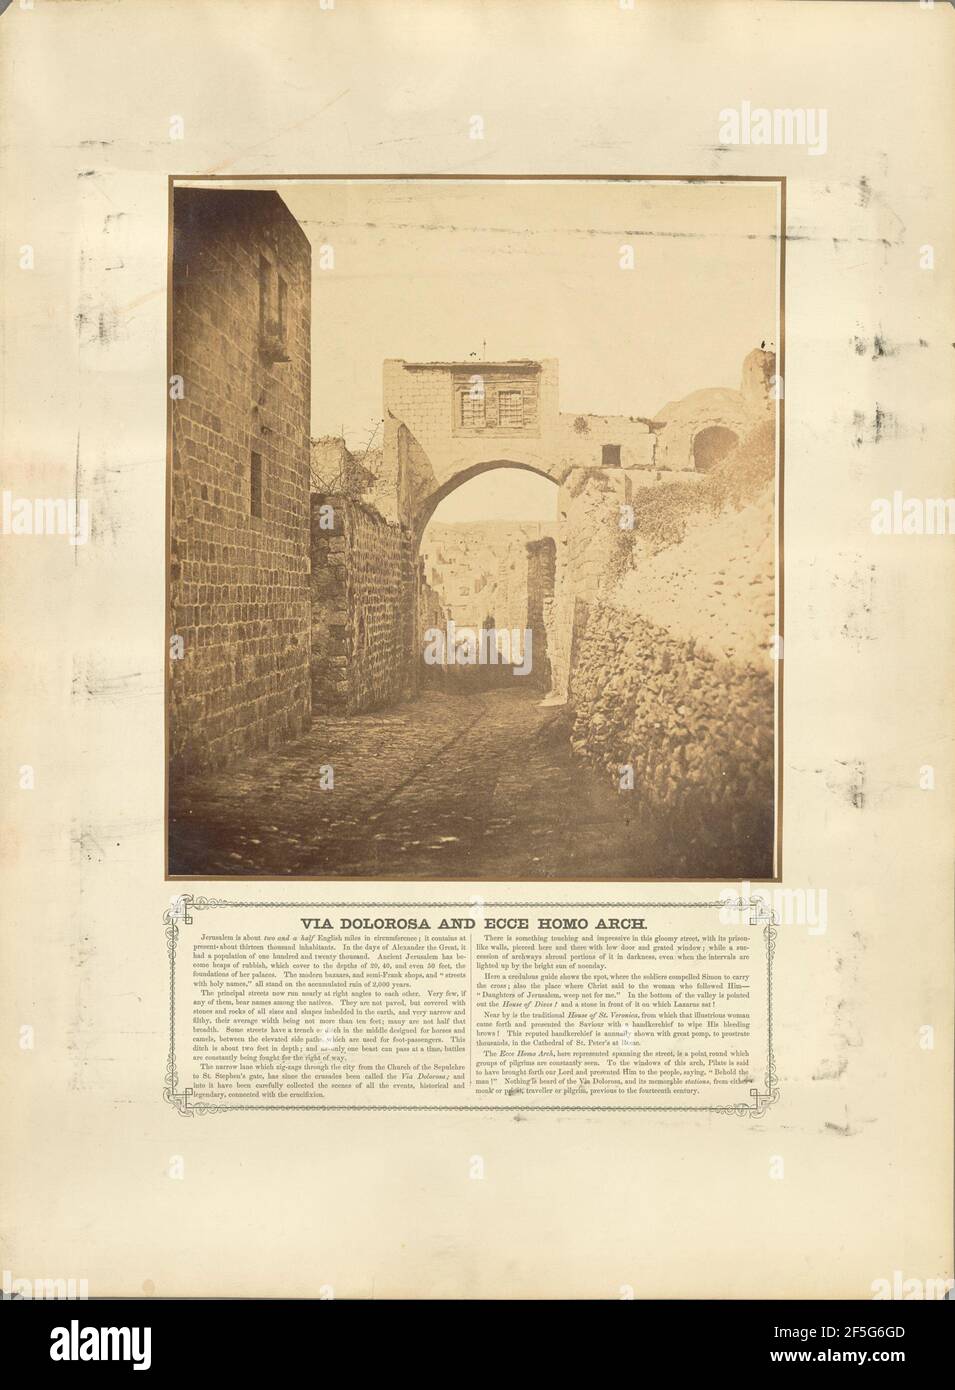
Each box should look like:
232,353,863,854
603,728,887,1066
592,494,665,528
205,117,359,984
413,457,559,541
417,464,559,693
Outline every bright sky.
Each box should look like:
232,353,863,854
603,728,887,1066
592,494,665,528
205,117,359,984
428,467,559,525
274,178,779,520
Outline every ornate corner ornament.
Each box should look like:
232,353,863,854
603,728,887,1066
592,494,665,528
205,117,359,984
162,894,223,1116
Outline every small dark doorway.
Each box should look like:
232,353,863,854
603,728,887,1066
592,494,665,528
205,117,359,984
692,425,738,472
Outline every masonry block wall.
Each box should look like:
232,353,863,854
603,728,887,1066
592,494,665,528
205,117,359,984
310,495,414,713
567,420,777,878
169,189,312,776
382,360,558,521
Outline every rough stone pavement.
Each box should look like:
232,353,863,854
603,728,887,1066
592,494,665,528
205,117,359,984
169,687,670,880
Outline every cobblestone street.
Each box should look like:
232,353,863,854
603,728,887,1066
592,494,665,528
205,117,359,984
169,687,663,879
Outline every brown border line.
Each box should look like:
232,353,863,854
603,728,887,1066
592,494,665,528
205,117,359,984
777,175,786,881
164,174,174,878
163,174,785,885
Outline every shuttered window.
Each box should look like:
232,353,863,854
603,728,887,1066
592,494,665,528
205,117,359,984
498,390,524,427
460,391,485,427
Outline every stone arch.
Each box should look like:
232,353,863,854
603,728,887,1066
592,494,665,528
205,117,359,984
413,457,559,543
692,424,739,472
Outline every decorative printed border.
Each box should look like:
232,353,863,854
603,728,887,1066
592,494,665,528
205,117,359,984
163,896,779,1117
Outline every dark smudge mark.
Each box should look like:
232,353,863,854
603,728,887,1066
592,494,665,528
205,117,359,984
813,1056,848,1081
74,306,120,348
831,758,866,809
851,331,912,361
852,406,903,446
825,1118,858,1137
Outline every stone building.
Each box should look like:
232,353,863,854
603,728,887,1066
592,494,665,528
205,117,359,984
376,357,662,535
653,348,777,471
169,189,312,775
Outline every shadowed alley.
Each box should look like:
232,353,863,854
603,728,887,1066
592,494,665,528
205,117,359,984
170,688,662,879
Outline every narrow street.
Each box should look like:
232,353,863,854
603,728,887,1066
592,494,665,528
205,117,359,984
169,687,664,879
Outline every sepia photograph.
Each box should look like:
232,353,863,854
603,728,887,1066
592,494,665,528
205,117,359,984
3,0,953,1339
166,176,782,880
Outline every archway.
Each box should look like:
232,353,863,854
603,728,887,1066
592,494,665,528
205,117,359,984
413,457,559,541
417,464,559,693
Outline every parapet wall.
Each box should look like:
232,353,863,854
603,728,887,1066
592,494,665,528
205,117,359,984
310,495,415,714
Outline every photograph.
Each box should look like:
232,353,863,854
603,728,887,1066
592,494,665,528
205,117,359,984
167,177,782,880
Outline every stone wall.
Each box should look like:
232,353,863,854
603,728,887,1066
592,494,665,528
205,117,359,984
169,188,311,776
380,360,560,529
544,349,776,701
546,466,635,698
310,435,379,498
420,520,555,635
567,420,777,878
310,494,414,713
418,566,448,637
